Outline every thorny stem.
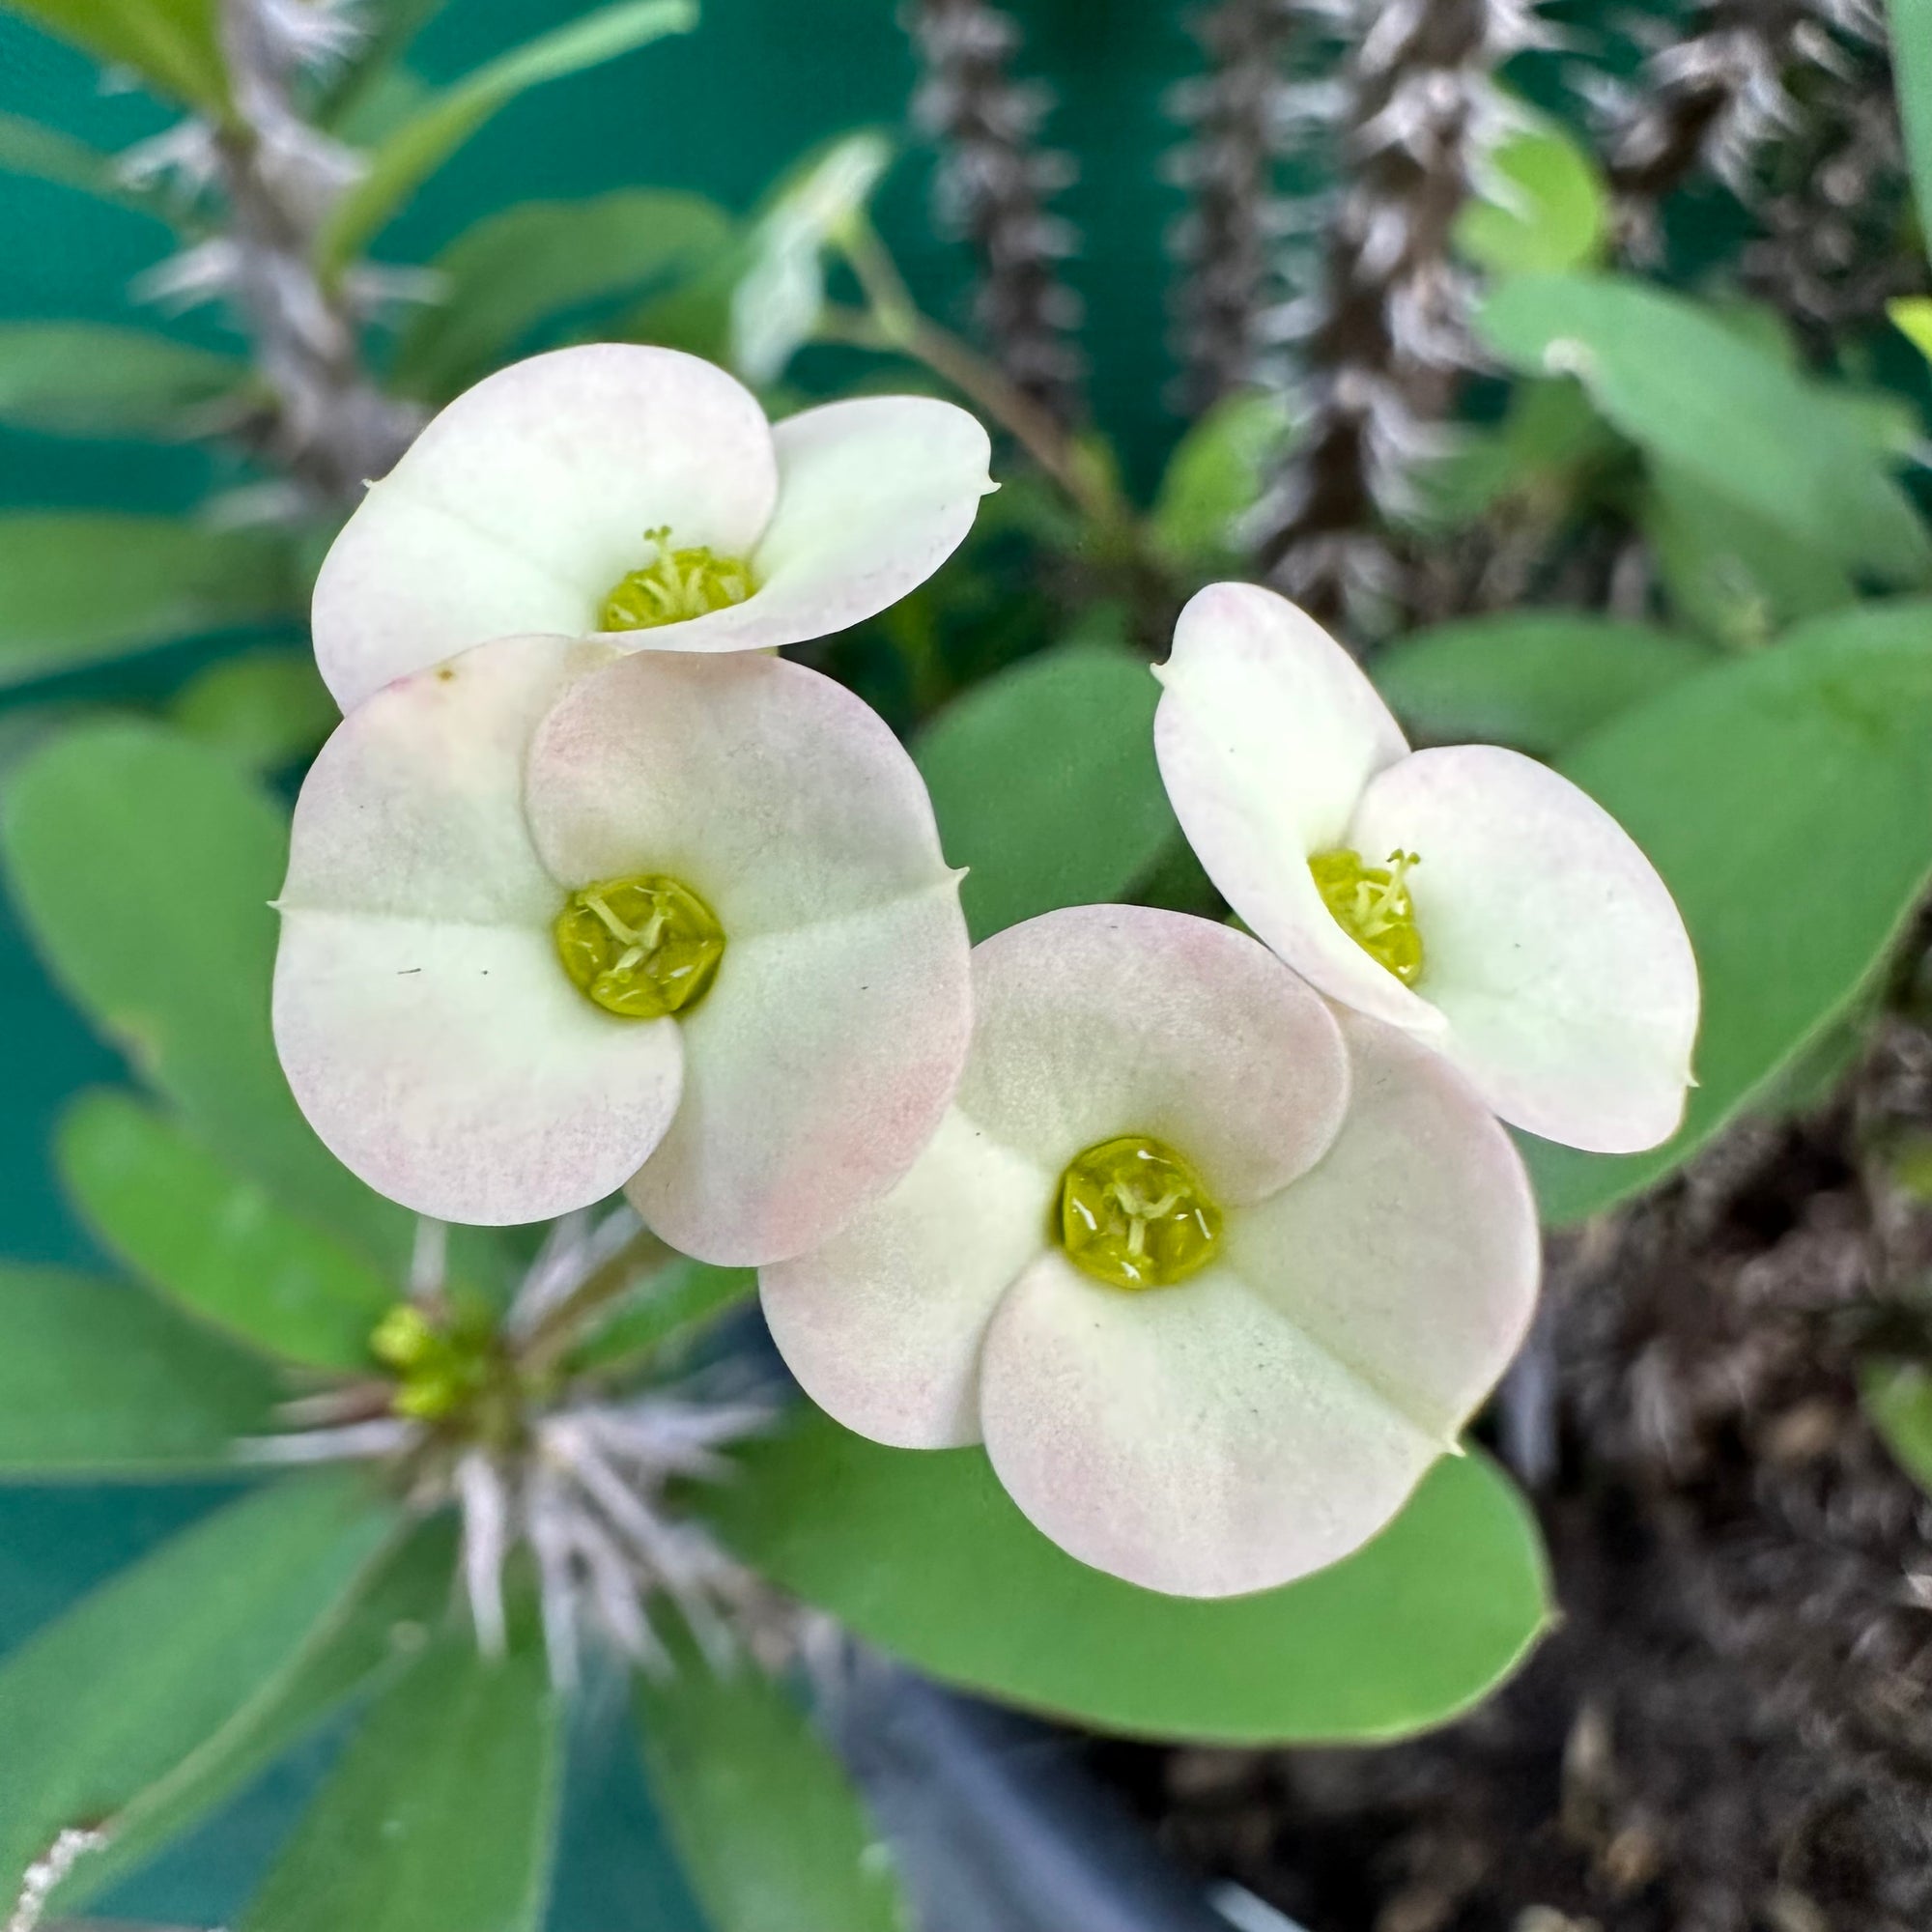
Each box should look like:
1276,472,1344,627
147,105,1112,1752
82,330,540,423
903,0,1089,424
207,0,419,502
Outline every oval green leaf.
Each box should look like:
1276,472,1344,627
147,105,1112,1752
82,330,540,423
1148,390,1291,571
1373,612,1714,755
59,1091,396,1372
1524,601,1932,1225
0,323,245,440
6,0,230,114
0,1265,284,1476
394,189,732,401
1454,116,1606,275
703,1410,1551,1746
1476,273,1931,582
0,113,175,220
2,720,409,1265
239,1620,564,1932
635,1635,907,1932
914,640,1176,941
317,0,697,278
56,1517,461,1913
0,1471,398,1901
1862,1359,1932,1496
168,648,339,774
0,516,302,689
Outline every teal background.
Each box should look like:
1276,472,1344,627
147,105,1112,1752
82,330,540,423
0,2,1206,1921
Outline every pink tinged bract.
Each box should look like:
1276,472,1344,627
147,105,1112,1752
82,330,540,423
272,635,686,1227
311,344,995,711
524,649,975,1266
1350,745,1699,1153
1153,580,1700,1154
760,905,1540,1598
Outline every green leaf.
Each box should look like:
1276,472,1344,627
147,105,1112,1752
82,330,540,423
1524,601,1932,1225
0,323,244,439
636,1639,907,1932
0,515,302,688
1148,390,1292,570
0,1264,283,1476
570,1257,757,1376
1862,1359,1932,1494
6,0,230,115
56,1516,461,1913
1373,613,1715,755
1890,295,1932,363
316,0,697,279
728,131,894,383
59,1091,396,1373
316,0,446,129
2,720,409,1264
1411,374,1620,532
704,1410,1551,1746
0,1471,398,1901
0,112,171,219
169,648,339,773
1476,273,1932,582
1889,0,1932,250
1455,115,1607,275
914,641,1176,942
239,1620,564,1932
1643,457,1858,649
394,189,732,400
625,132,893,377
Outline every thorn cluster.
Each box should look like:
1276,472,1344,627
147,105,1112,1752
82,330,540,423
1591,0,1889,265
1163,0,1300,412
243,1208,787,1690
117,0,423,505
1250,0,1548,639
904,0,1088,424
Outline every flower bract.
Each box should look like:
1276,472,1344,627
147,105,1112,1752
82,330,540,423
311,342,996,710
760,904,1540,1598
272,636,973,1262
1152,582,1701,1154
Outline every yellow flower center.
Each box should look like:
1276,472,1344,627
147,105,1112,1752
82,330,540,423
370,1302,501,1423
1058,1134,1223,1292
1309,847,1425,986
598,526,757,631
554,873,725,1020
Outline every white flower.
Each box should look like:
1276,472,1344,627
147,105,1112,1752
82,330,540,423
272,636,973,1262
311,343,996,711
761,904,1539,1598
1153,582,1700,1154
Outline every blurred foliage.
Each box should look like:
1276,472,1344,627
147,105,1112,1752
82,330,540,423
5,0,1932,1923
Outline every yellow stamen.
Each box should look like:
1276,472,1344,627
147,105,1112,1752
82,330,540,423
1058,1134,1223,1292
599,526,757,632
1309,846,1425,986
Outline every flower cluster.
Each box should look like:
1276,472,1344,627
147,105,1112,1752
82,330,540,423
276,343,1698,1602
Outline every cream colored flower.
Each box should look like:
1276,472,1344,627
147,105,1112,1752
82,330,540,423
311,342,994,711
762,905,1539,1598
273,636,973,1263
1154,582,1700,1153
